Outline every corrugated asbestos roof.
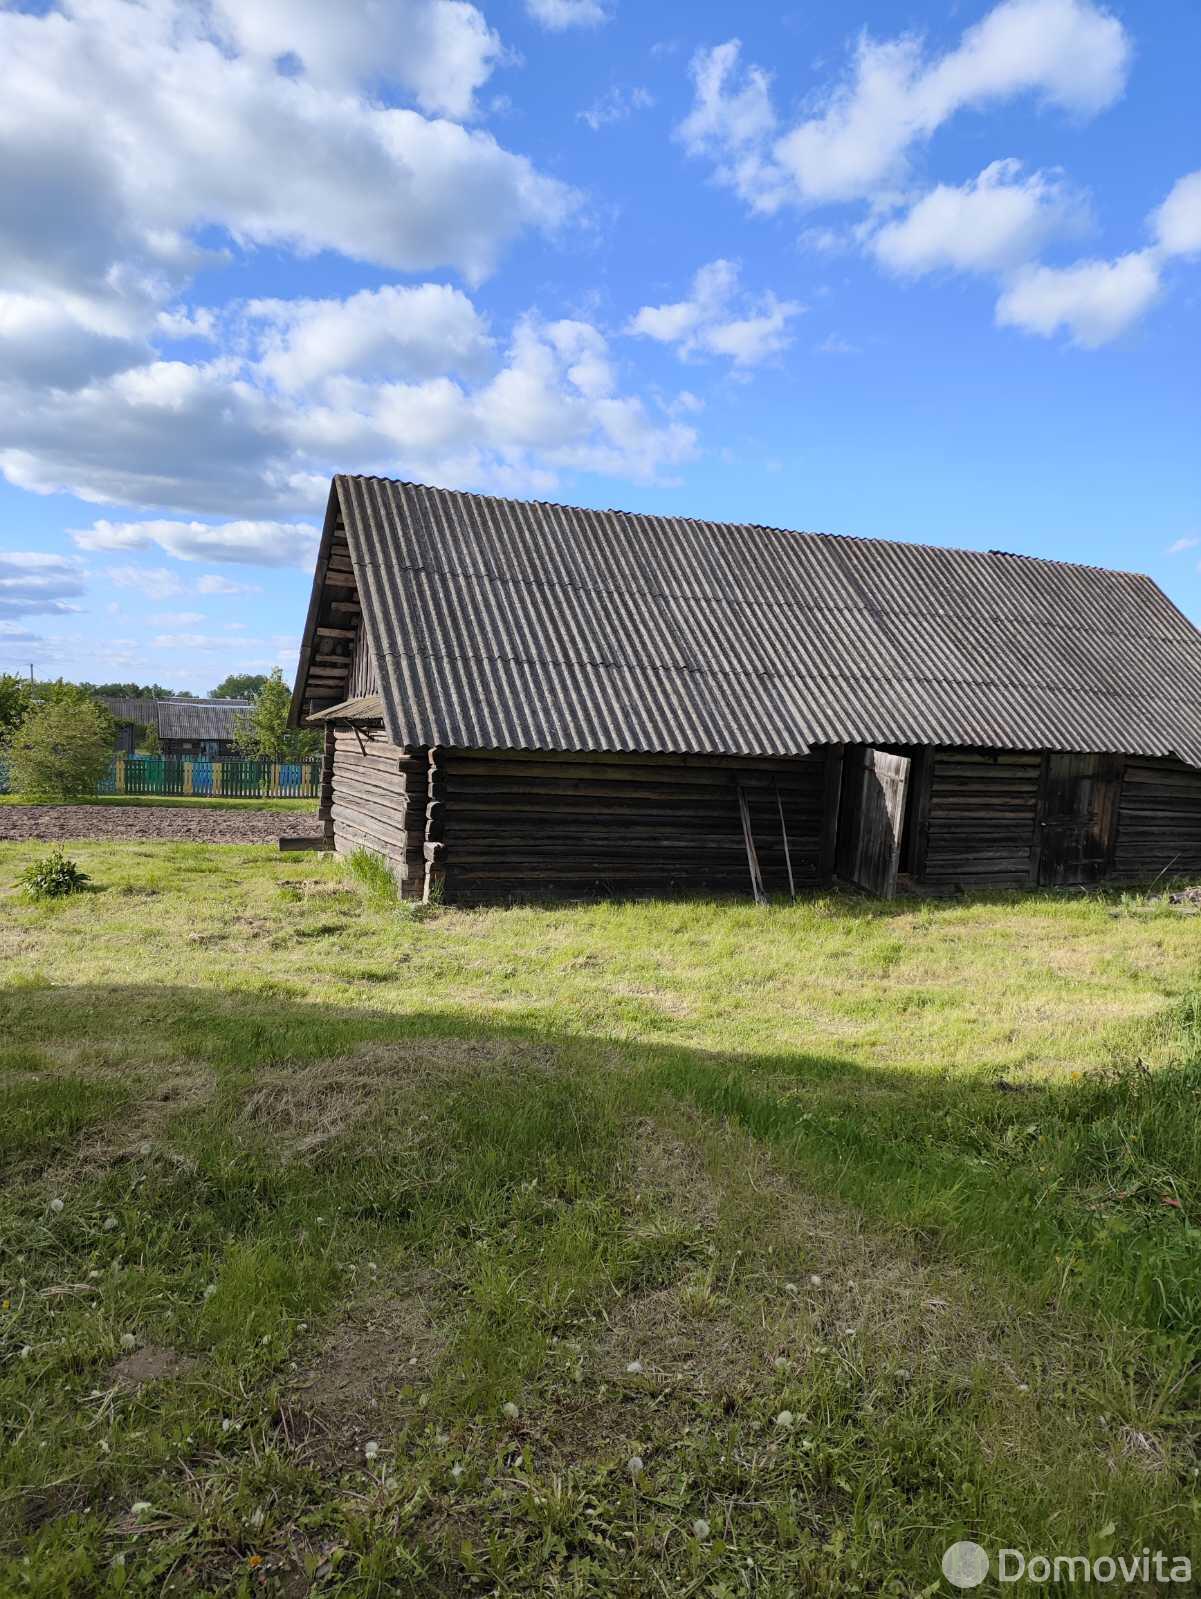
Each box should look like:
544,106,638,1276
308,693,384,724
99,697,159,725
300,475,1201,766
155,699,251,740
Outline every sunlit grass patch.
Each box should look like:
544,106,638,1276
3,842,1201,1591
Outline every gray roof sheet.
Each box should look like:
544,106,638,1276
155,699,252,740
98,697,159,725
308,693,385,723
298,475,1201,765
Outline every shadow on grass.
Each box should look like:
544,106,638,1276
3,980,1201,1360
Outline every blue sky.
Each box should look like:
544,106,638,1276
0,0,1197,693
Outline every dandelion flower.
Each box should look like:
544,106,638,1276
50,1198,64,1214
775,1410,794,1429
773,1356,789,1371
450,1462,464,1481
364,1440,379,1460
119,1333,136,1350
19,1346,31,1360
103,1216,118,1232
625,1360,643,1375
809,1274,822,1287
784,1282,798,1295
627,1455,644,1478
692,1518,710,1540
131,1501,152,1517
203,1284,217,1300
502,1401,520,1421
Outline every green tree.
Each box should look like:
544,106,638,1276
136,722,161,755
80,682,178,698
5,696,116,799
233,668,319,760
210,672,270,700
0,673,33,743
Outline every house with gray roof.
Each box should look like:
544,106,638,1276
100,696,253,757
289,475,1201,902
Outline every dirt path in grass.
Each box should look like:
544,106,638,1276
0,804,318,844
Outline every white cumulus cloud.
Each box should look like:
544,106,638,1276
995,252,1161,347
247,285,494,392
526,0,609,31
992,169,1201,347
871,160,1087,276
681,1,1131,211
211,0,503,121
628,261,802,367
1152,171,1201,259
81,522,322,569
0,0,573,318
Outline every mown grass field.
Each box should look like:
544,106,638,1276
2,840,1201,1595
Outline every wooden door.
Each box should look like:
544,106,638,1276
1037,752,1123,886
843,748,911,897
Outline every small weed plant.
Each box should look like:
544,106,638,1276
17,848,90,900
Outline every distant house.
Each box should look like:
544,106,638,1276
100,697,160,755
289,475,1201,902
100,697,252,758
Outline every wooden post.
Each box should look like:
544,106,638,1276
318,725,335,844
907,747,934,882
737,784,767,905
1029,752,1051,886
424,746,446,903
774,780,796,899
819,743,844,883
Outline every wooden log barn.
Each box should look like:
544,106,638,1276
288,475,1201,903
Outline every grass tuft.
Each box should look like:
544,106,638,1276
343,845,399,906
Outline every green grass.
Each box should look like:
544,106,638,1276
2,842,1201,1594
0,794,317,812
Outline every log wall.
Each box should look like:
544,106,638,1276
327,725,427,898
322,730,1201,902
1113,757,1201,881
918,751,1042,889
433,747,838,905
